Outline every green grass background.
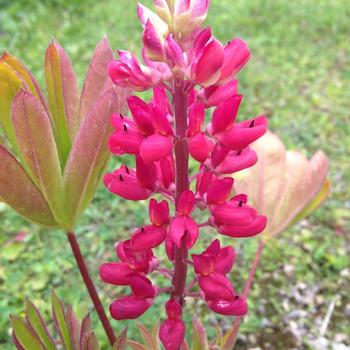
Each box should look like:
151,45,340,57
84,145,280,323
0,0,349,349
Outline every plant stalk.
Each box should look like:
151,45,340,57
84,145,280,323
231,239,265,348
171,78,189,305
66,231,116,345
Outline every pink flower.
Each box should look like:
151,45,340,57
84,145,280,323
104,165,154,201
193,240,248,316
109,275,155,320
149,198,170,226
210,195,267,238
117,240,156,274
192,239,235,276
190,28,225,86
169,190,199,248
207,145,258,174
215,115,268,151
109,97,174,164
108,50,161,91
159,300,186,350
217,38,250,85
199,80,238,107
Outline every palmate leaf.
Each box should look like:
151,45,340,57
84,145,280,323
11,292,100,350
235,131,329,239
1,37,127,229
11,91,67,225
0,144,56,226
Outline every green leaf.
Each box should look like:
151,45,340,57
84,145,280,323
52,291,72,350
0,144,57,226
64,88,122,225
10,315,45,350
11,90,67,226
45,40,78,167
1,52,48,111
0,61,23,150
192,319,208,350
79,37,114,121
26,299,56,350
113,328,128,350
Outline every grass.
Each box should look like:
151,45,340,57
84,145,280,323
0,0,349,349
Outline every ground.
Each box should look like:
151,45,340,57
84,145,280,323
0,0,349,349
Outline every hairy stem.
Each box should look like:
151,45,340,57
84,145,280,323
171,78,189,305
66,232,116,345
231,240,265,348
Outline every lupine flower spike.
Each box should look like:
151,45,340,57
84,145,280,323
101,1,268,348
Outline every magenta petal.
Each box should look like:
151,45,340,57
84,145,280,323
110,130,144,154
192,254,214,275
204,80,238,106
136,156,158,191
149,198,170,226
177,190,195,215
165,299,182,320
159,319,186,350
129,274,155,298
159,155,175,189
198,274,234,300
104,168,152,201
207,295,248,316
143,19,165,61
211,95,242,134
99,262,133,286
217,116,268,150
219,215,267,238
211,202,255,226
219,38,250,83
150,104,174,136
196,170,213,195
195,38,224,86
165,34,185,68
169,216,199,249
128,96,154,135
215,246,236,275
206,177,234,205
110,296,152,320
187,102,205,137
131,225,167,251
215,148,258,174
189,133,213,162
140,134,173,163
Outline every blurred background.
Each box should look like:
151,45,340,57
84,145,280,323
0,0,349,349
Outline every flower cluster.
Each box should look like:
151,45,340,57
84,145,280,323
100,1,268,349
